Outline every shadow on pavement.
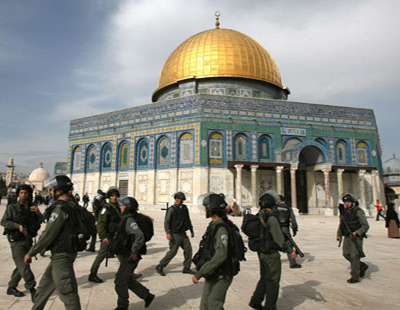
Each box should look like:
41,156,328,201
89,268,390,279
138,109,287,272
129,282,203,310
279,280,327,310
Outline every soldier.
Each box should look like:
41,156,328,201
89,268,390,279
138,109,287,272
24,175,81,310
156,191,195,276
249,191,297,310
83,192,90,208
113,197,155,310
337,193,369,283
192,193,233,309
275,194,301,269
1,184,42,301
88,186,122,283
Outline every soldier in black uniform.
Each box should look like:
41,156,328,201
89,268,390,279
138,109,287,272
249,191,297,310
24,175,82,309
89,187,122,283
337,193,369,283
113,197,155,310
1,184,42,301
275,194,301,268
192,193,234,310
156,191,195,276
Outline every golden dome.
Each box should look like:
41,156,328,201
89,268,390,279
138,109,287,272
154,28,283,97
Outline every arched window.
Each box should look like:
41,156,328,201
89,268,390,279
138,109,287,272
102,144,112,169
72,146,82,171
157,136,170,167
119,142,129,169
336,141,347,164
234,134,248,161
137,139,149,167
357,141,368,165
179,133,193,165
315,138,326,148
86,145,96,171
283,137,302,150
259,136,271,160
209,132,223,165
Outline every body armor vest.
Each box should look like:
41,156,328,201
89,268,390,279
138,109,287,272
273,203,291,228
47,201,80,254
170,204,190,233
4,203,40,242
106,203,121,237
194,222,232,279
340,207,362,235
259,212,281,254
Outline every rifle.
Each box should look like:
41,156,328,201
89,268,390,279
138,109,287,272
338,238,342,248
284,231,304,258
22,227,37,260
161,202,169,212
340,217,366,258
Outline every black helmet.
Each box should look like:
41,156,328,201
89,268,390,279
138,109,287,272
174,191,186,201
74,193,80,202
259,191,278,209
16,184,33,196
219,193,226,200
120,197,139,214
342,193,357,203
203,193,227,211
44,175,73,191
107,186,120,198
96,190,106,200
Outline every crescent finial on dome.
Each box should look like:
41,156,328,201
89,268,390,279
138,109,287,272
215,11,220,29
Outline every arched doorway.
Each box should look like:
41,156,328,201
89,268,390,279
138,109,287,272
284,145,325,214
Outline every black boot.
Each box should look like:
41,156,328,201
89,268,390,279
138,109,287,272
88,273,104,283
145,293,155,308
347,277,360,283
360,263,369,278
155,265,166,276
7,287,25,297
182,268,195,274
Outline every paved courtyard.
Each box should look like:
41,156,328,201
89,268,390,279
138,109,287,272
1,201,399,310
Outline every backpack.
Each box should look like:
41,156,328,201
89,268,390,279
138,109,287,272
135,213,154,242
224,219,247,275
56,201,95,252
241,213,263,252
112,213,154,255
193,219,246,277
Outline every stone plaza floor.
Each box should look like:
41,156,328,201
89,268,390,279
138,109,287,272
0,201,399,310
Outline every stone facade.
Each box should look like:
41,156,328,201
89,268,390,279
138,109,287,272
68,94,384,215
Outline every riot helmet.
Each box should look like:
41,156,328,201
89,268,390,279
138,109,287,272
174,191,186,201
44,175,73,192
203,193,227,218
120,197,139,214
96,189,106,200
107,186,120,198
16,184,33,196
342,193,357,204
259,191,278,209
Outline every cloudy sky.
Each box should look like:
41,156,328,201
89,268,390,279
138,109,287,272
0,0,399,174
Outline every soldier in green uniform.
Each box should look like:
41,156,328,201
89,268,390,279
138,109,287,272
337,193,369,283
113,197,155,310
192,193,233,310
1,184,42,302
156,191,195,276
88,186,122,283
249,191,297,310
24,175,81,310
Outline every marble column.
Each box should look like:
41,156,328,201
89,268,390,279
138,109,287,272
323,168,333,215
336,169,344,204
251,165,259,209
290,163,298,211
276,166,284,196
235,164,244,208
371,170,379,205
358,169,368,214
